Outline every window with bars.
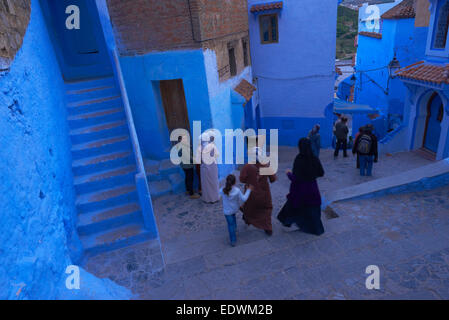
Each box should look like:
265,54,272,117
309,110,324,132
433,1,449,49
259,14,278,44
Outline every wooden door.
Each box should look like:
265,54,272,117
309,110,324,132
160,80,190,133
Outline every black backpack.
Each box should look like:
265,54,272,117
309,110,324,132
357,134,372,154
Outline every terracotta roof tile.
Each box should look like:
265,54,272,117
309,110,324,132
381,0,415,20
396,61,449,85
234,79,257,102
359,31,382,39
250,1,283,13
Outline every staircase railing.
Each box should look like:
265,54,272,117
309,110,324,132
111,49,159,238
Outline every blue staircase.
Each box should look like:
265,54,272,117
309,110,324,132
66,76,155,257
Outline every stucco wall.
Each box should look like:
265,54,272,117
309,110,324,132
248,0,337,147
0,0,79,299
0,0,133,299
119,50,212,160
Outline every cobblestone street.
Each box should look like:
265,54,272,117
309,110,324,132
85,147,449,299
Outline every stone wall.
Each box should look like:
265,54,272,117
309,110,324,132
106,0,249,56
0,0,31,70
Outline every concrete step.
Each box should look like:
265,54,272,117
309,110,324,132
327,158,449,203
65,76,115,92
72,135,131,160
74,165,137,195
68,107,126,130
66,86,119,105
76,184,138,214
159,159,179,176
67,95,122,116
80,223,154,257
70,120,128,145
77,202,143,236
169,172,184,193
73,151,134,177
149,180,172,198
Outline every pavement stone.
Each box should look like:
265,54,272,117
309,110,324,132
84,148,449,299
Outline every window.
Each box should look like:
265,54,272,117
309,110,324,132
259,14,278,44
433,1,449,49
242,38,249,67
228,44,237,76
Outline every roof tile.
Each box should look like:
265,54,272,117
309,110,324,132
250,1,283,13
396,61,449,85
381,0,415,20
359,31,382,39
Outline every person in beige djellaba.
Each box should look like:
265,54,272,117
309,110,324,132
196,132,220,203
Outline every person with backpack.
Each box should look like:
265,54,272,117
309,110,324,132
352,124,378,176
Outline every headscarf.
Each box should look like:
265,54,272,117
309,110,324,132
292,138,324,182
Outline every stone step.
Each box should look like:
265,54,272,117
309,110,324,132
80,223,154,257
326,158,449,203
72,151,134,177
76,184,138,214
74,165,137,195
70,120,128,145
72,135,131,160
68,107,126,130
78,202,143,236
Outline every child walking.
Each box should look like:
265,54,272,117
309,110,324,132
220,174,252,247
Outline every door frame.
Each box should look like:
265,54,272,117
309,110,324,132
422,92,442,153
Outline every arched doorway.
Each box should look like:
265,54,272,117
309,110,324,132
422,92,444,153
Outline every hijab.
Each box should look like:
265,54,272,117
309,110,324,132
292,138,324,182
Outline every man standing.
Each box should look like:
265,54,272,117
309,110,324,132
334,117,349,159
177,135,200,199
352,124,378,176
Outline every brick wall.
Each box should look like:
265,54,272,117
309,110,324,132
0,0,31,69
106,0,249,56
106,0,200,55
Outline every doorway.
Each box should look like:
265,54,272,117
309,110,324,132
423,93,444,153
160,79,190,134
40,0,113,81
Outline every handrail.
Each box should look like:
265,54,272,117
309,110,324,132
111,49,146,174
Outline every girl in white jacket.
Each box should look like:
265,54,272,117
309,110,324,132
219,174,252,247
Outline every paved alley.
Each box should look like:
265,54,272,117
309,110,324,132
85,147,449,300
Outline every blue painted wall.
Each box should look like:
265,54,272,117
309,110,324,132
39,0,113,81
119,50,212,161
248,0,338,147
0,0,132,299
0,0,79,299
355,13,427,133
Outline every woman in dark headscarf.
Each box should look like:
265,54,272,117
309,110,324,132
277,138,325,235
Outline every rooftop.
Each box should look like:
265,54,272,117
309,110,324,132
250,1,283,13
396,61,449,85
359,31,382,39
381,0,415,20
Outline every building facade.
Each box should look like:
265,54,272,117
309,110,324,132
352,0,428,140
247,0,340,147
395,0,449,160
106,0,255,175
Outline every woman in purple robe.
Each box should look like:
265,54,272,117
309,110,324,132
277,138,325,236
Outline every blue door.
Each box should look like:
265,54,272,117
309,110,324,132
41,0,113,81
424,93,443,153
